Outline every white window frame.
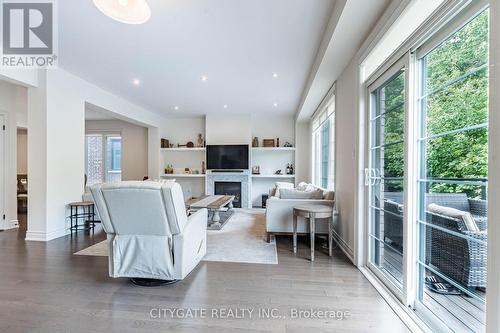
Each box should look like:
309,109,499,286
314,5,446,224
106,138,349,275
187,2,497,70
85,131,122,187
312,86,336,190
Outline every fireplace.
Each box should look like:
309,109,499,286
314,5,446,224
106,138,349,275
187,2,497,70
215,182,242,208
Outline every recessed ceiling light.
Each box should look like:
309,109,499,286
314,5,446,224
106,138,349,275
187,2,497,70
201,75,208,82
93,0,151,25
174,106,179,111
272,73,278,78
273,103,278,108
223,105,228,109
132,79,141,85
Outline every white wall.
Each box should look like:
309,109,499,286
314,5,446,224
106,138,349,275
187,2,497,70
26,68,167,241
206,113,251,144
86,119,148,181
295,121,312,184
0,81,27,230
17,129,27,174
332,58,358,259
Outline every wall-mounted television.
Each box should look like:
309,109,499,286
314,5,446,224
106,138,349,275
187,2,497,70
206,145,249,170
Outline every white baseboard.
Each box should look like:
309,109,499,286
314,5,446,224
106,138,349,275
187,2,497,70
331,229,355,263
0,219,19,230
25,227,69,242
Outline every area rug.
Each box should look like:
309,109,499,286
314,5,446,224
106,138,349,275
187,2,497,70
74,209,278,265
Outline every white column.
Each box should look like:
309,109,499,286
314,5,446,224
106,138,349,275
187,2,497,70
295,121,312,184
486,2,500,332
26,70,49,241
148,127,160,179
26,70,85,241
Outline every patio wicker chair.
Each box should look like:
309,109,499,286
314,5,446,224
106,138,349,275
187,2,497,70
380,192,488,289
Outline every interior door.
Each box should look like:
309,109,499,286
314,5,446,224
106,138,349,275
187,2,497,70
0,115,5,225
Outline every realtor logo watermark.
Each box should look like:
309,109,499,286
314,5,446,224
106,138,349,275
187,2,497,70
1,0,58,68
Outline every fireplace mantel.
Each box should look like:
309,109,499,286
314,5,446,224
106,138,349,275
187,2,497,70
206,171,251,208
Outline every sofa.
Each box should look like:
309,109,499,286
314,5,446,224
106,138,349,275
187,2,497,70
265,182,336,242
91,181,207,285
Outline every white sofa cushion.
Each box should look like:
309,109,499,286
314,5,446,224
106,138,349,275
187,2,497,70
279,188,323,199
271,181,295,197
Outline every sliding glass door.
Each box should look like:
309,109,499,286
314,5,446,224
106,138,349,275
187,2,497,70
365,4,489,332
367,60,406,293
415,9,489,332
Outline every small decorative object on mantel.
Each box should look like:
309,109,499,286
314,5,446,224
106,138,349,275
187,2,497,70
263,139,275,147
197,133,204,147
284,142,293,148
202,161,206,174
165,164,174,174
252,166,260,175
276,138,280,147
193,169,200,175
274,169,282,175
187,141,194,148
286,163,295,175
184,168,192,174
252,137,259,147
169,143,174,148
161,138,170,148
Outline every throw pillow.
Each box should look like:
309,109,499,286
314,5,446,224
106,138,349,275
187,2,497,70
279,189,323,200
273,182,294,197
427,203,479,232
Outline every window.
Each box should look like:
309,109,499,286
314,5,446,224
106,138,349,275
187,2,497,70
109,138,122,171
85,133,122,187
312,97,335,189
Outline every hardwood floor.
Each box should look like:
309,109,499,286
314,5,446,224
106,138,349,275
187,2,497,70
0,215,409,333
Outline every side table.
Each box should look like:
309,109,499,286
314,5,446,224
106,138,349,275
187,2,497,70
293,205,334,261
69,201,96,235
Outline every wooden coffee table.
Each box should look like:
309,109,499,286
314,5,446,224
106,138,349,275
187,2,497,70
187,195,235,230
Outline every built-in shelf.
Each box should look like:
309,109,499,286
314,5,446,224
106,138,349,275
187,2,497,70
160,174,206,178
161,147,206,152
251,147,296,152
251,174,295,179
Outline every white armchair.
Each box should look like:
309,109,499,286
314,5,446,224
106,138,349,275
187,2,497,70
91,181,207,286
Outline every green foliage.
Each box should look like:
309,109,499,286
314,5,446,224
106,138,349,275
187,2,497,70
379,10,489,198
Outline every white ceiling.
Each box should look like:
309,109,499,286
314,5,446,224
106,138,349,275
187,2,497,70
296,0,391,121
59,0,335,117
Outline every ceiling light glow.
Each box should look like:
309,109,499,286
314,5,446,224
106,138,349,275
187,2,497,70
273,103,278,107
223,105,228,109
132,78,140,85
201,75,208,82
93,0,151,25
174,106,179,111
272,73,278,78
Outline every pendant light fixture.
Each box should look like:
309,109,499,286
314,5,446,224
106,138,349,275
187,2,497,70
93,0,151,25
